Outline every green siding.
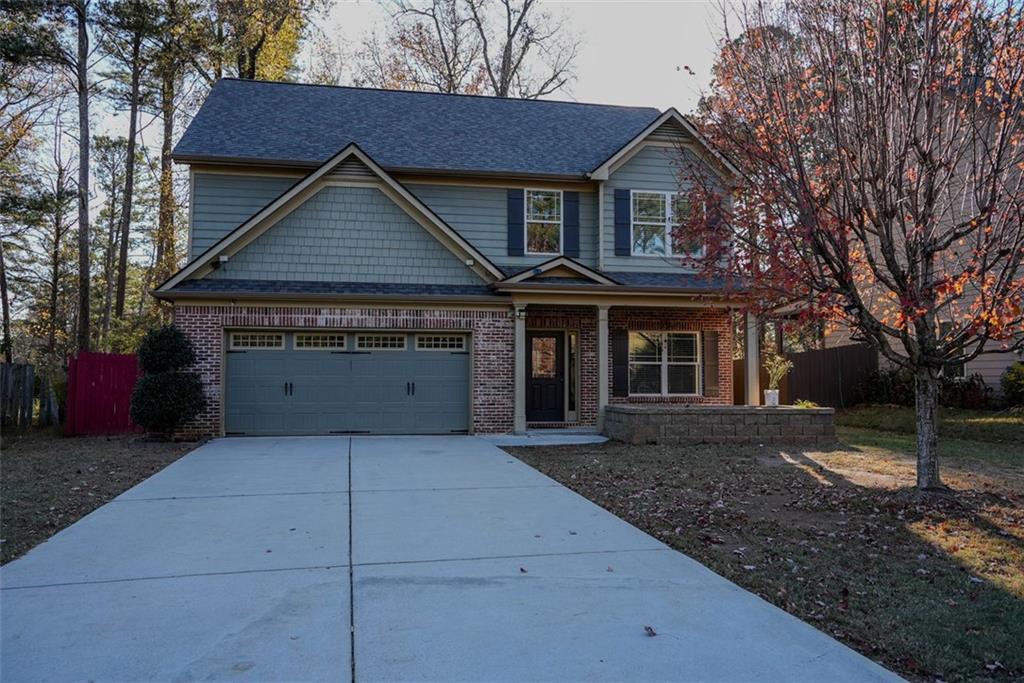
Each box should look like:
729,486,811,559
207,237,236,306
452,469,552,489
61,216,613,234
603,145,700,273
407,183,599,270
206,185,484,285
191,173,296,259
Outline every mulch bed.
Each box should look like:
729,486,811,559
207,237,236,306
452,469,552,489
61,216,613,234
509,441,1024,683
1,431,195,565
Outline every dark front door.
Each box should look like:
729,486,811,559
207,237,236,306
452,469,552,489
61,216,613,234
526,331,564,422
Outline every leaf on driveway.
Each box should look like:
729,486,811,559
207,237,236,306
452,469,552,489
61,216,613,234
644,625,657,637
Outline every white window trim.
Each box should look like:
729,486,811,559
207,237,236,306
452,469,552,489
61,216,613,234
356,334,407,351
415,334,467,351
294,333,347,351
629,190,706,259
627,331,702,397
229,332,285,350
524,189,563,256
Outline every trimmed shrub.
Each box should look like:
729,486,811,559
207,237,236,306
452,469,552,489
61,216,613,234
1002,361,1024,407
939,373,992,410
859,366,916,406
130,372,204,435
137,325,195,374
131,324,204,437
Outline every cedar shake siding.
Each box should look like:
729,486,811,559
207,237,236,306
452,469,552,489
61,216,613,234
205,185,484,286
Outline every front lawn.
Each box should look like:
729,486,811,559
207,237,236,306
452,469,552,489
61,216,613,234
837,405,1024,446
1,431,194,564
509,433,1024,682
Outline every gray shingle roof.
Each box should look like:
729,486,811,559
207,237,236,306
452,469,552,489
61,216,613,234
609,271,740,291
169,278,498,297
173,79,662,178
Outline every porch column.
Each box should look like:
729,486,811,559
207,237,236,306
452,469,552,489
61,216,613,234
744,311,761,405
513,305,527,433
596,305,610,431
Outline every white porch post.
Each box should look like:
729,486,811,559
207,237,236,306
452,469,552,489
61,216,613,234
596,305,610,431
513,305,527,434
744,311,761,405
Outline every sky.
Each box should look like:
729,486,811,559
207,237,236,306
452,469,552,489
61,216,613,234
315,0,725,112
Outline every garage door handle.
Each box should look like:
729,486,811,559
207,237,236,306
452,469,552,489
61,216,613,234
412,382,415,396
406,382,410,395
289,382,294,396
284,382,288,396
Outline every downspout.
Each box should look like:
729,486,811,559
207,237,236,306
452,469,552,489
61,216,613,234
597,180,605,271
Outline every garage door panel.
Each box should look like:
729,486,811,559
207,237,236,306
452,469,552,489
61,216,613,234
225,331,469,436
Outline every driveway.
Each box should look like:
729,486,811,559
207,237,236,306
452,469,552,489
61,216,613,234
1,436,898,682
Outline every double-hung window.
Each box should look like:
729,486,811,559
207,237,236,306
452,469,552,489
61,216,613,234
631,191,704,257
628,331,701,395
525,189,562,255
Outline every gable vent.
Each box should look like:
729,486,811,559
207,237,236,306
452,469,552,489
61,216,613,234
329,156,377,180
648,120,689,144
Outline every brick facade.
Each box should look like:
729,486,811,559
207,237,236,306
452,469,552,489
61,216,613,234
173,304,514,439
172,302,734,439
609,307,733,406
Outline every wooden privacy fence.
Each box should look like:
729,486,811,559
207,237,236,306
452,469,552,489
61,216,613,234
734,343,879,408
65,352,140,436
1,363,34,429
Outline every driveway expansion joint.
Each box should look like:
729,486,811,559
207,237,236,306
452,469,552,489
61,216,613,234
112,490,349,502
352,547,671,568
349,484,560,494
0,563,349,591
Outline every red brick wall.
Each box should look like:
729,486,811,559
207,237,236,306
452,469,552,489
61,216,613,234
608,307,733,406
525,307,599,426
172,304,514,438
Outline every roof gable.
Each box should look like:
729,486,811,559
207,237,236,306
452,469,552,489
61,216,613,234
589,108,739,180
157,144,504,293
500,257,619,286
173,79,662,178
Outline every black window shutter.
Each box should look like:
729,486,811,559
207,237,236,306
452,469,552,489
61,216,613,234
612,328,629,397
507,189,524,256
563,191,579,257
614,189,631,256
702,331,720,397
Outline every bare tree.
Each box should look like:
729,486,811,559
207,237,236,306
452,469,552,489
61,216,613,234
356,0,577,98
466,0,577,98
694,0,1024,490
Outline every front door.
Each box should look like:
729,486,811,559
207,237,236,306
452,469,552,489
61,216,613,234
526,331,564,422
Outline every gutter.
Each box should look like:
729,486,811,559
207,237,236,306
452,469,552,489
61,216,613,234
491,282,747,297
151,289,512,305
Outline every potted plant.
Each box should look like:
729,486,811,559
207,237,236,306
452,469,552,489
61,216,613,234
762,351,793,407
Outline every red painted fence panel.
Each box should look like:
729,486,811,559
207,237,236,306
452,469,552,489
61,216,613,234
65,352,140,436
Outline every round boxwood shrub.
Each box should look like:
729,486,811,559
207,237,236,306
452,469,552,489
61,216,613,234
1002,361,1024,407
137,324,195,375
131,324,204,437
130,372,205,435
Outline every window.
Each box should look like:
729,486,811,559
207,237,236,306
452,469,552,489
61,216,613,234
356,334,407,350
230,332,284,350
525,189,562,255
937,322,966,378
295,333,346,350
628,331,701,395
631,191,704,257
416,334,466,351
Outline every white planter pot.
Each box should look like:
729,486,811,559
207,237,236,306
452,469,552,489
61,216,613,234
764,389,780,407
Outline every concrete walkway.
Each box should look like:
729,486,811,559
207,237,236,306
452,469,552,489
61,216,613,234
1,436,899,682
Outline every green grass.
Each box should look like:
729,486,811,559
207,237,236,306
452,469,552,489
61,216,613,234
837,405,1024,445
837,426,1024,468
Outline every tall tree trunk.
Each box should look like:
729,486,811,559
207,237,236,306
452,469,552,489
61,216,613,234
101,186,118,346
155,68,176,286
75,0,91,352
48,203,63,362
915,368,942,490
114,32,141,318
0,239,11,363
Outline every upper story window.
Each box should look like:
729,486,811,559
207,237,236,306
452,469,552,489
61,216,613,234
631,191,704,258
525,189,562,255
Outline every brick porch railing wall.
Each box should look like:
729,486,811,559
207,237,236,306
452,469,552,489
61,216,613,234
604,405,836,446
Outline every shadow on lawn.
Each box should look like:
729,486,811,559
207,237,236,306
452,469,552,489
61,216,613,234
512,440,1024,682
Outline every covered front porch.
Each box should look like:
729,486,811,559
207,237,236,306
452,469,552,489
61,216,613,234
506,298,757,435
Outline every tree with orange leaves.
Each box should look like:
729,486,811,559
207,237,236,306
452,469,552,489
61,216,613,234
691,0,1023,490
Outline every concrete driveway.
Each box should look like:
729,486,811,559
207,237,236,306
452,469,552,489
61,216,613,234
1,436,898,682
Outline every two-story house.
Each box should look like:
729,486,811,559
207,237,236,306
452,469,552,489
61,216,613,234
155,79,745,438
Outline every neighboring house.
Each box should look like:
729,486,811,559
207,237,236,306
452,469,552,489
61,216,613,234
156,78,744,438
